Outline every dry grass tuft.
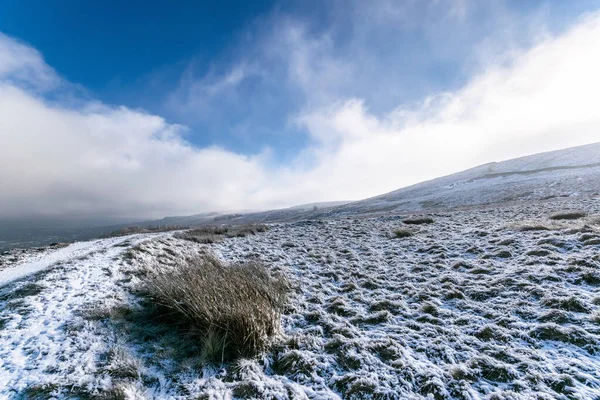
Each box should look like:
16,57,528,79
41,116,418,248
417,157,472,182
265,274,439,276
142,255,289,362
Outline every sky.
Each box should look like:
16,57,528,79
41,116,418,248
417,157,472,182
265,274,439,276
1,0,600,221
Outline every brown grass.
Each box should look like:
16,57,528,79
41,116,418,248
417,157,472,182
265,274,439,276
142,255,289,362
175,224,269,244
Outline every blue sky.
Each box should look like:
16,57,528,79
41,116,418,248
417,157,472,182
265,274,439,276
1,1,600,218
2,0,595,157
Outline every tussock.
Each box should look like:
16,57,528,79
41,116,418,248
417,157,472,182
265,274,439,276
391,228,414,238
142,254,289,361
517,224,552,232
175,224,269,244
549,211,587,220
402,216,435,225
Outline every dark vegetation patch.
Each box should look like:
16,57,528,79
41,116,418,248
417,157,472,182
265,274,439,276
482,250,512,259
403,216,435,225
332,374,378,398
78,303,134,322
549,211,587,220
474,325,509,342
271,349,316,378
578,233,597,242
20,383,60,399
525,248,551,257
540,296,589,313
545,374,576,396
537,310,576,324
517,224,551,232
327,297,357,317
529,324,598,354
468,357,518,383
391,228,414,238
351,310,393,325
0,282,44,302
175,224,269,244
102,346,141,380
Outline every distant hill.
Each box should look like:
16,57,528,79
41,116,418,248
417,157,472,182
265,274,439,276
215,141,600,223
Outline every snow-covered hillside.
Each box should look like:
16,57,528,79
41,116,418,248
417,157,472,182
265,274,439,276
1,196,599,399
165,142,600,226
330,142,600,217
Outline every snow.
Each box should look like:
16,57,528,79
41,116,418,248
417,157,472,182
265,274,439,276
334,142,600,218
0,239,118,286
0,197,599,399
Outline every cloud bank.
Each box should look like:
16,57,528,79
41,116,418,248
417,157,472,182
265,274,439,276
1,8,600,220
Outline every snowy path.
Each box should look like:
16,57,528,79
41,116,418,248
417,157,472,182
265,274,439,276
0,239,120,287
0,234,164,399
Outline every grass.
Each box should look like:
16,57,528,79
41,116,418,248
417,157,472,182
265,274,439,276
103,225,189,238
0,282,44,302
541,296,589,313
104,346,141,379
391,228,413,238
78,303,133,321
175,224,269,244
517,224,551,232
402,216,435,225
141,254,289,362
529,324,598,353
21,383,59,399
549,211,587,220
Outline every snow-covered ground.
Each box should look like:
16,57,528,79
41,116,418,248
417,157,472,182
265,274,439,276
0,197,599,399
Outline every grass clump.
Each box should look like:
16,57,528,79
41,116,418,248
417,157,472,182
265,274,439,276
104,346,141,379
517,224,551,232
142,255,289,362
549,211,587,220
391,228,413,239
541,296,589,313
21,383,60,399
175,224,269,244
530,324,598,353
403,216,435,225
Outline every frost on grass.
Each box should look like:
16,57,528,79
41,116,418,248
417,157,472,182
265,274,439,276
1,198,600,399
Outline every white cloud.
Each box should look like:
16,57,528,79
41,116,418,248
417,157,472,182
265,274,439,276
290,13,600,200
168,61,263,115
1,10,600,219
0,33,59,90
0,82,267,219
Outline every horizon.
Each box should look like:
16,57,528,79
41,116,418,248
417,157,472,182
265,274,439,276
2,1,600,221
1,139,596,230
